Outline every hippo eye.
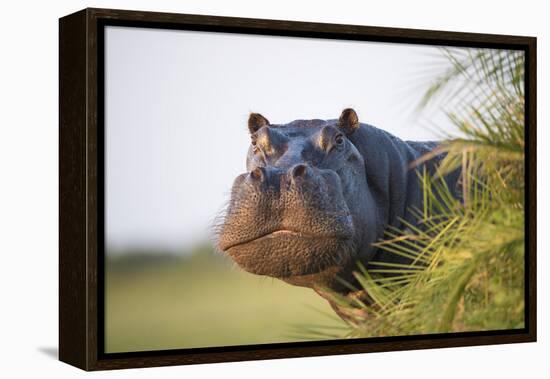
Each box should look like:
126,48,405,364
251,135,260,154
335,134,344,145
251,140,263,156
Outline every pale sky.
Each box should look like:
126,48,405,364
105,26,459,253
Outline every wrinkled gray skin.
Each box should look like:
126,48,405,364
218,108,460,313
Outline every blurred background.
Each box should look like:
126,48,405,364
104,26,459,353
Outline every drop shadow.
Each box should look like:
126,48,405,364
37,346,58,359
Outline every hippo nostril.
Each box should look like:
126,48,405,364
250,167,265,182
291,164,308,179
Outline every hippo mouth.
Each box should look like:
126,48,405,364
220,227,355,280
220,229,350,251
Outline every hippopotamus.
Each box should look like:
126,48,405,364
217,108,460,318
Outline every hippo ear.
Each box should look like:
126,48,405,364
248,113,270,134
338,108,360,135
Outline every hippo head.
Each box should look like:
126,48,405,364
218,109,379,290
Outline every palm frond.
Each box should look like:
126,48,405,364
295,47,525,340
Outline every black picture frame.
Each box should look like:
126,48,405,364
59,7,537,371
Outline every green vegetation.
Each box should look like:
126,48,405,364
309,48,526,338
105,245,343,353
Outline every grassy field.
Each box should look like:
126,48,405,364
105,246,344,353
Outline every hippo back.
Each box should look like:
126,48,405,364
348,123,460,263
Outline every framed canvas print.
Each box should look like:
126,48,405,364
59,8,537,371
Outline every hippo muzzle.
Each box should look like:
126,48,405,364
219,163,356,280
